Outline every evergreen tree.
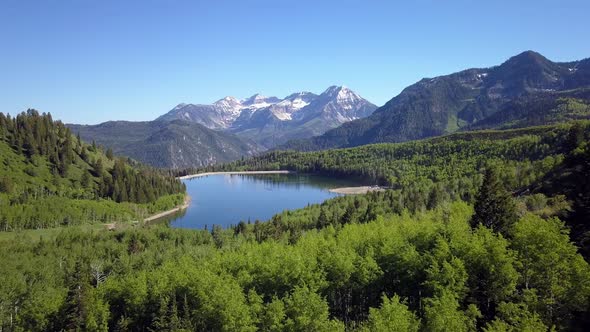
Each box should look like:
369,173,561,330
81,170,92,188
93,158,104,177
317,208,329,228
471,168,518,236
60,261,90,331
106,148,114,160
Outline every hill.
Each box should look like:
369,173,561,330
0,110,186,230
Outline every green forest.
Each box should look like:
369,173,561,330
1,118,590,331
1,192,589,330
0,110,186,230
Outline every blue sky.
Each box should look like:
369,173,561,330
1,0,589,124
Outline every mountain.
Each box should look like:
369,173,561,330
157,86,377,148
69,120,261,169
281,51,590,151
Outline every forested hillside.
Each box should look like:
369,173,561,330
0,110,185,230
466,91,590,130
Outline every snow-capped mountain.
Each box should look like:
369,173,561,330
294,86,376,123
157,86,377,148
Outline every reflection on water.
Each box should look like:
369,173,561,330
165,173,363,229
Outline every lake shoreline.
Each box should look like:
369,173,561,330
329,186,385,195
143,194,192,222
178,170,383,196
177,170,293,180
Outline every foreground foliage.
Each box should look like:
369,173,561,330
1,201,588,331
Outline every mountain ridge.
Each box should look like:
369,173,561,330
280,51,590,151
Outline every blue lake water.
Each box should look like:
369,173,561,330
166,173,363,229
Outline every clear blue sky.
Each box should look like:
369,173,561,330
1,0,589,124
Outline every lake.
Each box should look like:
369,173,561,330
166,173,364,229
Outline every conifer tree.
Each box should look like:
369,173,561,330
471,168,518,236
60,260,90,331
317,208,329,228
106,148,114,160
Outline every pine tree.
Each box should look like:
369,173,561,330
93,159,104,177
470,168,518,236
106,148,114,160
341,204,355,225
566,122,584,152
168,297,180,331
152,296,169,331
81,170,92,188
317,208,329,228
60,260,90,331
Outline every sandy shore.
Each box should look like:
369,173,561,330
143,195,191,222
329,186,385,195
178,170,292,180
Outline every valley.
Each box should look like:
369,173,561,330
2,37,590,331
2,118,589,330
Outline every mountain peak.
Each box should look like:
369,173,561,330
214,96,240,105
323,85,347,94
172,103,189,110
221,96,239,102
501,50,551,67
322,85,361,103
244,93,264,101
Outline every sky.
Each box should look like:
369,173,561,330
1,0,589,124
